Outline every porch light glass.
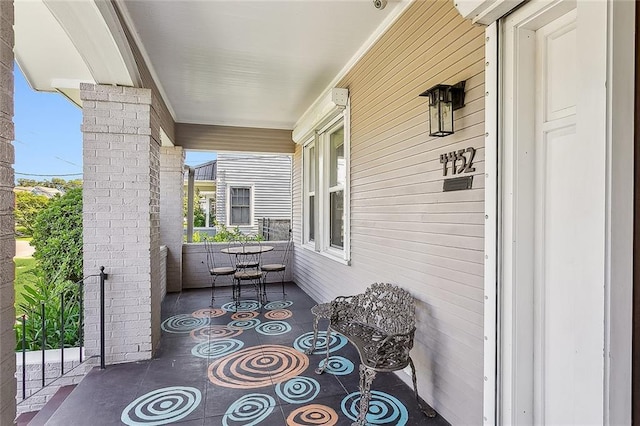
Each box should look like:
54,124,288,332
419,82,466,137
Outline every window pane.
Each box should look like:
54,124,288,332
330,127,345,187
230,187,250,225
308,195,315,242
330,190,343,249
308,146,316,192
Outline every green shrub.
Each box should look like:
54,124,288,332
14,270,81,351
31,188,83,283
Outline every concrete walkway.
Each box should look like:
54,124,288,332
15,240,34,258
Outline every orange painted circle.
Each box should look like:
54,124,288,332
264,309,292,320
192,308,225,318
230,311,259,321
286,404,339,425
208,345,309,389
190,325,243,341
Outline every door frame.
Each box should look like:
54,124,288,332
484,0,635,424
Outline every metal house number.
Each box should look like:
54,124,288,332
440,147,476,176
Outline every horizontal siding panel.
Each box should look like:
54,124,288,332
177,123,295,153
292,1,485,424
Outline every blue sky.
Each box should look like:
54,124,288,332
13,64,215,182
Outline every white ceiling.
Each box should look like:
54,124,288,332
118,0,408,130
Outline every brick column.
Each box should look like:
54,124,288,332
81,84,161,363
0,1,15,423
160,146,184,293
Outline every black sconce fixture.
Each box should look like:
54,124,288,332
419,81,466,137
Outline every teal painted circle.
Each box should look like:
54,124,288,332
341,390,408,425
222,393,275,426
121,386,202,425
255,321,292,336
161,315,210,333
275,376,320,404
264,300,293,310
228,318,261,330
318,356,354,375
221,300,261,312
191,339,244,359
293,331,347,354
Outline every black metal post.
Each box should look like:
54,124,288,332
100,266,106,369
41,303,45,387
79,282,83,363
60,292,65,375
21,315,26,400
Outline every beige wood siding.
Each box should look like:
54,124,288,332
216,153,292,234
292,1,485,424
176,123,295,154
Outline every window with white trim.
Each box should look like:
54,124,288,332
229,186,252,225
303,113,350,262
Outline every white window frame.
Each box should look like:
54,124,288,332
302,106,351,264
226,184,254,227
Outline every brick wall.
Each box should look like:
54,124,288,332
0,1,15,423
81,84,161,363
160,146,184,292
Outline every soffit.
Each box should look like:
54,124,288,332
118,0,407,130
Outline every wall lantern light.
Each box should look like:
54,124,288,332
419,81,466,137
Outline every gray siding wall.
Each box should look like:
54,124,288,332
217,153,292,235
292,1,485,424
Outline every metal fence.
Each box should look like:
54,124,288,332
259,218,291,241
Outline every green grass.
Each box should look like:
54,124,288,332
16,236,32,242
14,257,37,313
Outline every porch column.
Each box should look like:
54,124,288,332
0,1,15,423
81,83,161,363
160,146,184,292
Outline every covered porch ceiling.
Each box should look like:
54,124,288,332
14,0,411,132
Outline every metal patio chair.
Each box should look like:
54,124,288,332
204,238,235,306
261,230,292,300
232,237,264,306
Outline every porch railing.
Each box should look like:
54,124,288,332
18,267,107,401
259,218,291,241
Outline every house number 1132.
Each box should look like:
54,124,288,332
440,147,476,176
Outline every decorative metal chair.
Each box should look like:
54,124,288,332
232,237,264,306
315,283,436,425
260,230,292,300
203,238,235,306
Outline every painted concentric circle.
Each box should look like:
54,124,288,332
286,404,339,426
161,315,210,333
222,300,261,312
208,344,310,389
255,321,292,336
264,309,292,320
191,339,244,359
228,318,261,330
190,325,243,342
341,390,408,425
264,300,293,310
275,376,320,404
120,386,202,425
230,311,259,321
317,356,354,376
192,308,225,318
222,393,276,426
293,331,347,354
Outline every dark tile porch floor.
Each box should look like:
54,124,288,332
46,283,449,425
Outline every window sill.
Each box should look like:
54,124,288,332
299,243,351,266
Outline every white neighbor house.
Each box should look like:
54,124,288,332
0,0,635,424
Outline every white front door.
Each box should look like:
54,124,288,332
500,0,607,424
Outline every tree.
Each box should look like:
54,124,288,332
31,188,83,283
183,188,206,228
14,191,49,235
17,177,82,191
